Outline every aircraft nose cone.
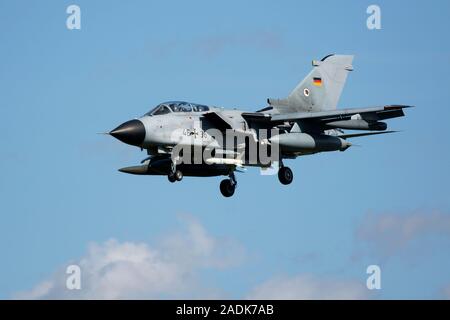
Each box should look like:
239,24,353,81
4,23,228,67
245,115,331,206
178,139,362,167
110,119,146,146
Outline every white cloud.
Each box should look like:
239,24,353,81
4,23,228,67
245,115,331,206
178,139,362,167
247,274,369,300
356,211,450,257
441,284,450,299
16,215,374,300
15,215,244,299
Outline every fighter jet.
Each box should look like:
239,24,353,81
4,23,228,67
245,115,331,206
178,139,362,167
108,54,410,197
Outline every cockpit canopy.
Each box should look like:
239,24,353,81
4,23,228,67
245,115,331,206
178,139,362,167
145,101,209,116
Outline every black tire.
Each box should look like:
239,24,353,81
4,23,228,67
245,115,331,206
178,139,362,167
278,166,293,185
174,170,183,181
220,179,235,197
168,174,176,183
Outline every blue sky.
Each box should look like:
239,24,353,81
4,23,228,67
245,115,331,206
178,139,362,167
1,0,450,299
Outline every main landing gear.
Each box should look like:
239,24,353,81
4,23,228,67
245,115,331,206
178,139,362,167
278,165,293,185
219,165,292,197
166,163,292,197
219,172,237,197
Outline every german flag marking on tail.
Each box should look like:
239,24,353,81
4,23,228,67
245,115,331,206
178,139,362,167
313,77,322,86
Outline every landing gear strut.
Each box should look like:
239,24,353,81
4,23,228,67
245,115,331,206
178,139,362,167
278,165,293,185
220,171,237,197
168,162,183,183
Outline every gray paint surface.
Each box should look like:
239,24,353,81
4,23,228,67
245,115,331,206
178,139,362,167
109,54,410,195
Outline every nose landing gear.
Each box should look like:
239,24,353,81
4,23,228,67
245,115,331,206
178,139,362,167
167,170,183,183
168,162,183,183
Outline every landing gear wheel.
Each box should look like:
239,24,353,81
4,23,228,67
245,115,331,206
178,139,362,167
220,179,235,197
168,170,183,182
278,166,293,185
174,170,183,181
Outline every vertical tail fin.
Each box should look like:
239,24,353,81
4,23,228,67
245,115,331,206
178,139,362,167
269,54,354,113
